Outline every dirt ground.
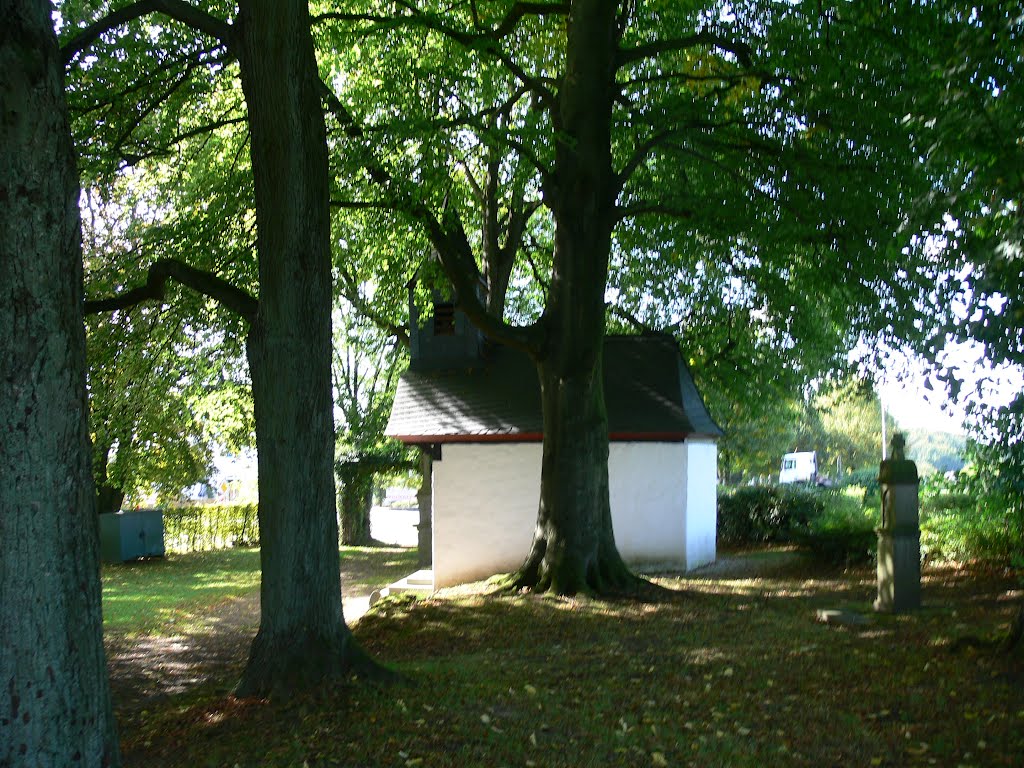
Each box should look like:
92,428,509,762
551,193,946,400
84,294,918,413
105,547,1019,712
105,561,380,709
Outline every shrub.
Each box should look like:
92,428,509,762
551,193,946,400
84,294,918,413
916,470,1023,565
717,485,823,546
719,484,880,566
796,489,878,566
920,497,1024,565
163,503,260,553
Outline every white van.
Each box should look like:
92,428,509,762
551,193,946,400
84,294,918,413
779,451,817,484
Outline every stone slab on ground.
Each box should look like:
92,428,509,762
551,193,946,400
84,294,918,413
815,608,872,626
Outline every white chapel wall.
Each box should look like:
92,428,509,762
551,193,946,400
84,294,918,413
683,439,718,569
608,442,688,567
431,439,719,588
432,442,541,589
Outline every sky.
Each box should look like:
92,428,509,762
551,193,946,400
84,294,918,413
874,343,1023,436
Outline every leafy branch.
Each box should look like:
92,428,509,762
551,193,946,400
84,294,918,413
84,258,257,323
61,0,236,64
314,0,561,108
320,82,541,355
616,30,754,68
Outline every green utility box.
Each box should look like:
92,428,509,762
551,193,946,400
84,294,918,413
99,509,165,562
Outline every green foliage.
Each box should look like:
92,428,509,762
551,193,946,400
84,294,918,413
920,503,1024,565
64,4,257,508
905,428,966,476
85,300,215,507
712,375,894,484
720,484,880,565
919,468,1024,565
797,489,879,567
716,485,823,546
805,472,1024,567
162,503,259,553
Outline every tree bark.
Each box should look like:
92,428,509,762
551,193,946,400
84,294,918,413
510,357,634,594
93,441,126,514
95,483,126,515
0,2,120,763
1005,604,1023,653
506,0,636,595
233,0,373,697
338,468,374,547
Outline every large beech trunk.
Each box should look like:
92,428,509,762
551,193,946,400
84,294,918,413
0,3,120,763
510,354,634,594
507,0,635,595
338,469,374,547
234,0,370,697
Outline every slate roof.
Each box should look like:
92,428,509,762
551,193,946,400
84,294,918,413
386,334,723,443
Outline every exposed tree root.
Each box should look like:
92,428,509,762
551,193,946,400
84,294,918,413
499,535,645,598
948,604,1023,656
235,629,394,699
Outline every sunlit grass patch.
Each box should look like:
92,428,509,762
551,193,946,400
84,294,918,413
102,545,419,636
102,549,262,635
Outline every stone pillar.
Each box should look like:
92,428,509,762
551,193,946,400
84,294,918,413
874,434,921,612
416,446,433,568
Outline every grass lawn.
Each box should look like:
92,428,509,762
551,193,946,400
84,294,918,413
102,546,420,635
106,552,1023,767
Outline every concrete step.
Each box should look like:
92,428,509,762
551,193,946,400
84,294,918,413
369,569,434,607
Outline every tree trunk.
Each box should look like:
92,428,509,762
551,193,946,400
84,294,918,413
509,355,634,594
338,468,374,547
93,444,126,514
506,0,635,595
94,483,125,515
234,0,373,697
416,449,433,567
0,3,120,764
1005,604,1023,653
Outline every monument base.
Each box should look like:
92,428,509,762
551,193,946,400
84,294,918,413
875,530,921,612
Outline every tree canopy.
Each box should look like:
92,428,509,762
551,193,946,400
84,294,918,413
54,0,1020,598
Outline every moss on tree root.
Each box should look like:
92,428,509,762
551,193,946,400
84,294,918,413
234,632,394,699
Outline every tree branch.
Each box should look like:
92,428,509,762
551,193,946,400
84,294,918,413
485,2,569,39
107,54,206,162
313,1,568,44
523,233,552,295
617,30,754,68
315,0,558,108
330,199,396,212
61,0,236,65
615,129,674,191
321,83,540,354
336,264,411,348
614,203,695,223
609,304,662,335
84,258,257,323
119,115,247,167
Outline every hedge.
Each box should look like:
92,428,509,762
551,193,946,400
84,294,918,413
716,485,823,546
162,503,259,553
717,485,879,566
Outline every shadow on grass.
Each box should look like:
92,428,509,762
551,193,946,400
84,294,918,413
118,557,1023,768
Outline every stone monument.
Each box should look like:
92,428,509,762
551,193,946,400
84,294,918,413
874,433,921,612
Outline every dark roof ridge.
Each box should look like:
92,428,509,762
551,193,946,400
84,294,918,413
386,332,724,441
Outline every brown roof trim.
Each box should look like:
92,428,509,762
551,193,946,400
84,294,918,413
394,433,544,444
394,431,710,445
